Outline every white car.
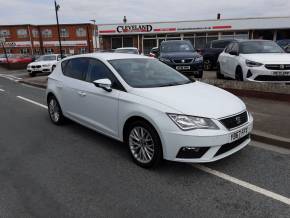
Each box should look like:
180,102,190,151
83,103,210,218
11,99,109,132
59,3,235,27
27,54,61,77
46,53,253,168
217,40,290,83
114,47,139,54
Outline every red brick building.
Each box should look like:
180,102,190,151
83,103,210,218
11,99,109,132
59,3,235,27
0,23,96,55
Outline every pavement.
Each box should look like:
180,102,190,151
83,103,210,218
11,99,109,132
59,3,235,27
1,73,290,217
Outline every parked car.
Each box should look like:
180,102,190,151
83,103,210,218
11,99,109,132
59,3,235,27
276,39,290,51
46,53,253,168
0,54,33,64
217,40,290,82
200,39,236,70
114,47,139,54
155,40,203,78
27,54,61,77
149,47,159,57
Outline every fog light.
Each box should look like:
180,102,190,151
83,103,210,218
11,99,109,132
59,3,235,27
247,70,253,78
176,146,209,159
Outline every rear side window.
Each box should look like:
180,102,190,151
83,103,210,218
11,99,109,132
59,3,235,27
62,58,89,80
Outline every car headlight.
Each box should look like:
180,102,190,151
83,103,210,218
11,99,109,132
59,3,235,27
42,64,51,67
159,58,171,63
194,56,203,62
246,60,263,67
167,113,219,131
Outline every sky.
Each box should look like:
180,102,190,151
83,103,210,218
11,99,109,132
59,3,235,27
0,0,290,25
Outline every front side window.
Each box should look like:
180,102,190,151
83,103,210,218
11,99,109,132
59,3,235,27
17,29,28,38
109,58,192,88
240,41,284,54
62,58,89,80
161,41,194,53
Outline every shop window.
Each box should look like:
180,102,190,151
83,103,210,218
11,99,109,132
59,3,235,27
34,49,41,54
234,31,249,40
60,28,69,37
20,48,29,54
195,37,207,49
112,37,122,49
144,34,157,38
0,29,10,38
123,37,133,47
17,29,28,38
143,39,157,55
76,27,87,37
42,29,52,38
80,48,86,54
44,48,54,54
32,29,39,38
6,49,12,54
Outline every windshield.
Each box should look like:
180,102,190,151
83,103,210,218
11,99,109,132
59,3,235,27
115,49,138,54
161,41,194,53
36,55,57,61
109,58,193,88
240,41,285,54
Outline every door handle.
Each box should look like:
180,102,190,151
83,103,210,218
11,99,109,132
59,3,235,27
77,91,86,97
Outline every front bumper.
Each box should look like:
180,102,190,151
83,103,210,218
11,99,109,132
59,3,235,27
161,114,253,163
27,66,52,73
245,66,290,83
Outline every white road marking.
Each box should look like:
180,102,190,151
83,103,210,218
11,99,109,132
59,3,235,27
194,164,290,206
0,88,4,92
0,74,22,81
250,141,290,155
17,96,47,109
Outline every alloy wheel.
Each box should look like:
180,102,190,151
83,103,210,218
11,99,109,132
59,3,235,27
49,98,60,123
129,126,155,164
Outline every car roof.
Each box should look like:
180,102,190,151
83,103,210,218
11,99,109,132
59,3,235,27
115,47,138,50
63,52,151,61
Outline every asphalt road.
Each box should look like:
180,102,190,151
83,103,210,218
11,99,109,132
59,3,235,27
0,76,290,218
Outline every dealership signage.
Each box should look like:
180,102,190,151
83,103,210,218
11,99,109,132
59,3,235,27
116,24,153,33
4,41,31,47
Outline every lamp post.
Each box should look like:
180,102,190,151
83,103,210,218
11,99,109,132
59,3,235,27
54,1,63,57
90,19,97,52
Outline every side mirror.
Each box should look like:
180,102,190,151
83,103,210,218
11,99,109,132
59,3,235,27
229,51,239,56
93,78,112,92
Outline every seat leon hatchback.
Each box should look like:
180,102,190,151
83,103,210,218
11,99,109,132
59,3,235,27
46,53,253,168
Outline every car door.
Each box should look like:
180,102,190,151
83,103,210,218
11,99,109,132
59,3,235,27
61,57,90,122
79,58,123,138
226,42,239,78
219,43,233,75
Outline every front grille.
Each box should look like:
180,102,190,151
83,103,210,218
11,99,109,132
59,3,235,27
265,64,290,70
31,65,41,68
220,111,248,130
214,134,250,157
254,75,290,81
173,59,193,64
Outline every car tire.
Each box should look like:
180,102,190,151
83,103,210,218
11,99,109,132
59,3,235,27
52,65,56,72
29,72,35,77
235,66,244,81
204,59,212,71
216,63,224,79
47,95,65,125
195,70,203,79
125,120,163,168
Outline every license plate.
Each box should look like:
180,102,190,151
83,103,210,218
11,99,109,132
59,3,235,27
176,66,190,70
273,71,290,76
230,127,248,142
